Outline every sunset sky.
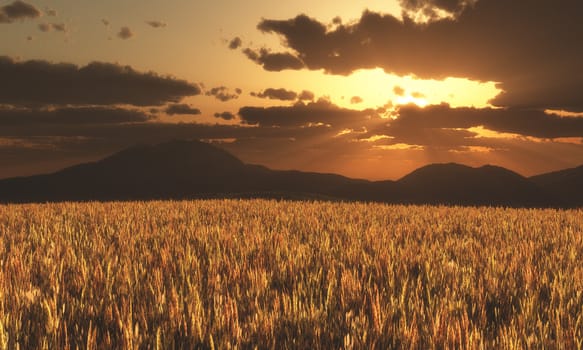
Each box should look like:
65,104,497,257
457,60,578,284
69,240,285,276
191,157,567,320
1,0,583,180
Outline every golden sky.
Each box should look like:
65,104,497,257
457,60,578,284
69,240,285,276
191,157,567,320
1,0,582,180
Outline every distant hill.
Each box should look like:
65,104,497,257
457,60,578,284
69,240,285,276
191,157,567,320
396,163,554,207
0,139,580,207
530,165,583,207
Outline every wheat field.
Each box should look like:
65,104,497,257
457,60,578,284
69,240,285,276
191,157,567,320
0,200,582,349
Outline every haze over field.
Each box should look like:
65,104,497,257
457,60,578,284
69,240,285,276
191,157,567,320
1,0,583,180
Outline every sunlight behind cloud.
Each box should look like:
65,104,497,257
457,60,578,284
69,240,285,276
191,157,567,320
267,68,502,110
395,95,429,108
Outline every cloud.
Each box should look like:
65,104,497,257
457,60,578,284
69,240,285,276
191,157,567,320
205,86,240,102
239,99,379,128
249,1,583,111
0,0,41,23
393,86,405,96
45,8,57,16
228,37,242,50
366,124,482,150
51,22,66,32
38,22,50,32
146,20,166,28
350,96,363,104
39,22,67,32
389,104,583,139
398,0,477,21
298,90,315,101
214,112,236,121
0,56,201,106
101,19,109,26
243,48,304,72
0,107,152,125
165,104,201,116
117,26,133,40
251,88,298,101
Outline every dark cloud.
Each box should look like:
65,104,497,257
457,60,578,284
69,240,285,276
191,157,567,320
350,96,363,104
101,19,110,26
0,120,314,140
251,88,298,101
243,48,304,72
146,20,166,28
492,75,583,112
250,1,583,111
393,86,405,96
298,90,315,101
45,8,57,16
228,37,242,50
38,22,50,32
398,0,477,21
242,48,258,61
117,26,133,40
0,0,40,23
39,22,67,32
389,104,583,139
0,107,152,125
214,112,236,121
165,104,201,116
239,99,379,128
365,124,482,150
205,86,240,102
51,22,66,32
0,56,201,106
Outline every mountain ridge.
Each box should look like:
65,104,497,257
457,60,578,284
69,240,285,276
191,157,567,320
0,139,580,207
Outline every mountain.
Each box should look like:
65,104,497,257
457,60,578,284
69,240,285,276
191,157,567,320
396,163,554,207
530,165,583,207
0,140,385,203
0,139,579,207
0,140,249,202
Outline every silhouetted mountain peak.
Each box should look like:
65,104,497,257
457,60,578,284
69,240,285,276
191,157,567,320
100,139,244,172
59,139,245,180
400,163,525,183
399,163,472,182
476,164,530,180
397,162,549,206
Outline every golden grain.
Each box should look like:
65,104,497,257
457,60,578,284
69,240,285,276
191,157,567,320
0,200,581,349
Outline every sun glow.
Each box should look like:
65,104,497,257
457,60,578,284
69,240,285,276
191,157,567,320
394,95,429,107
265,68,502,111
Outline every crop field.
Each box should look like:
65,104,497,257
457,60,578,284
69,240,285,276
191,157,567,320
0,200,582,349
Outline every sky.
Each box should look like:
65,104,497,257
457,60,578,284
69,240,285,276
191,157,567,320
1,0,582,180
